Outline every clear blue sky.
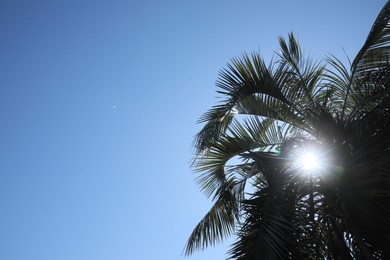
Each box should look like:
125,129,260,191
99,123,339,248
0,1,386,259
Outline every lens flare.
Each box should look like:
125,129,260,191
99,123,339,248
289,142,331,175
299,153,320,170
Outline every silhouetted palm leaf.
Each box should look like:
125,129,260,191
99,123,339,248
187,1,390,259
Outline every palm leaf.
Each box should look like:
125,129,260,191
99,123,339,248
352,1,390,78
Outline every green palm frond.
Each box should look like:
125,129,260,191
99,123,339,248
352,1,390,78
187,118,293,255
184,186,238,256
216,53,289,104
187,3,390,258
193,54,289,152
195,118,288,199
228,169,298,260
278,33,325,103
194,35,326,153
324,54,354,122
194,105,235,153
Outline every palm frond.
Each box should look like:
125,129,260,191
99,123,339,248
352,1,390,79
228,169,298,260
194,35,326,153
184,186,238,256
188,3,390,258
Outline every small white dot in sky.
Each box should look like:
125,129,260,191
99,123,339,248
112,105,117,109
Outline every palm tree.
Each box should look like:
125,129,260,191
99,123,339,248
185,1,390,259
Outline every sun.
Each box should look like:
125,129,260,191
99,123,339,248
291,145,324,174
299,152,320,170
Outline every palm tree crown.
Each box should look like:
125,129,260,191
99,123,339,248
186,1,390,259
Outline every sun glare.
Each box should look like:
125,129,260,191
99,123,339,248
291,145,326,174
300,153,320,170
